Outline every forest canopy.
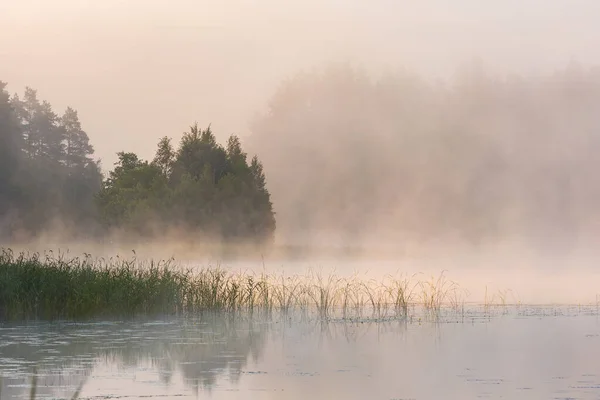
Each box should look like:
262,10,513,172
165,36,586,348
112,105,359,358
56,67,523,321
0,81,276,246
96,124,275,244
0,82,102,239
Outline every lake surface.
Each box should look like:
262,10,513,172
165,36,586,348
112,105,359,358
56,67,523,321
1,306,600,399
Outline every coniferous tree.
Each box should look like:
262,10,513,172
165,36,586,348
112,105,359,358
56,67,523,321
37,100,64,163
15,87,40,158
0,82,21,180
249,155,276,242
0,81,23,237
60,107,94,169
0,83,103,238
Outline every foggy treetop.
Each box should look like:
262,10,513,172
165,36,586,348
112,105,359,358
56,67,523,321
247,63,600,248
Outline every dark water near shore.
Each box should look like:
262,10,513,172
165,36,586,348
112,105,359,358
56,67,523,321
1,306,600,399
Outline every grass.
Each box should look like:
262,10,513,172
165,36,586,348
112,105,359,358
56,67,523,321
0,248,468,321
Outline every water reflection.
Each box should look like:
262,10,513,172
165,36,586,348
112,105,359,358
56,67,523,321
0,314,408,399
0,314,271,399
1,307,600,399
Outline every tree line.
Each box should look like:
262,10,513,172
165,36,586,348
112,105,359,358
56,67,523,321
0,81,275,245
247,62,600,250
7,62,598,252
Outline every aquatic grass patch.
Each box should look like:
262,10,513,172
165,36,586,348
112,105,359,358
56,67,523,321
0,249,239,320
0,248,466,321
0,249,190,320
417,271,460,316
482,287,521,316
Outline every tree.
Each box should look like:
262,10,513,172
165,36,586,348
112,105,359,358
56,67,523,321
0,82,103,238
0,81,23,237
226,135,250,176
12,87,39,158
248,156,276,242
173,123,229,184
37,100,64,162
152,136,175,177
2,80,275,245
0,81,21,179
60,107,94,169
96,152,168,233
96,125,277,246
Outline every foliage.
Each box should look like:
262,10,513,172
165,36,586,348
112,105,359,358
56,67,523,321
0,81,275,246
96,123,276,244
0,83,102,239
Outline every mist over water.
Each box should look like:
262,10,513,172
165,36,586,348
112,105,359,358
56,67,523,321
3,4,600,398
3,2,600,302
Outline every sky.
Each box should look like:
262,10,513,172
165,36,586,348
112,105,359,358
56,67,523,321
2,0,600,168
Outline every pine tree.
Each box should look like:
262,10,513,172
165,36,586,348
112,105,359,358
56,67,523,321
15,87,40,157
0,81,23,234
60,107,94,169
249,155,276,241
0,81,21,176
226,135,250,176
38,100,64,163
12,88,64,162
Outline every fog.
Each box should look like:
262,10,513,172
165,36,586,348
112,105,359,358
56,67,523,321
3,0,600,167
3,1,600,303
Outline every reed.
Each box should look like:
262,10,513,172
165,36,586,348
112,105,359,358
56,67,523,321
417,271,460,317
0,248,466,321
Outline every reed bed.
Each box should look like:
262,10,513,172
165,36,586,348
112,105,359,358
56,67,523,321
0,249,466,321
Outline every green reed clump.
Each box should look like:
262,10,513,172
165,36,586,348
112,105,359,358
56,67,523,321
0,248,467,321
0,249,278,320
0,249,191,320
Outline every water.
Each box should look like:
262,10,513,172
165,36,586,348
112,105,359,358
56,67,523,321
1,307,600,399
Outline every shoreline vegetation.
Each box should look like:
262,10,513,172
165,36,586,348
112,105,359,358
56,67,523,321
0,248,469,321
4,248,597,323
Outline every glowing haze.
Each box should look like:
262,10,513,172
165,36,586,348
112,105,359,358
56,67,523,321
3,1,600,304
2,0,599,167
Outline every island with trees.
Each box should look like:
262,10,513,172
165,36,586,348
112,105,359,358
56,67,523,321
0,81,276,248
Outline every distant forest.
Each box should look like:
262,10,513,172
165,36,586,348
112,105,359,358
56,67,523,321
5,62,600,251
0,81,275,245
247,63,600,248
